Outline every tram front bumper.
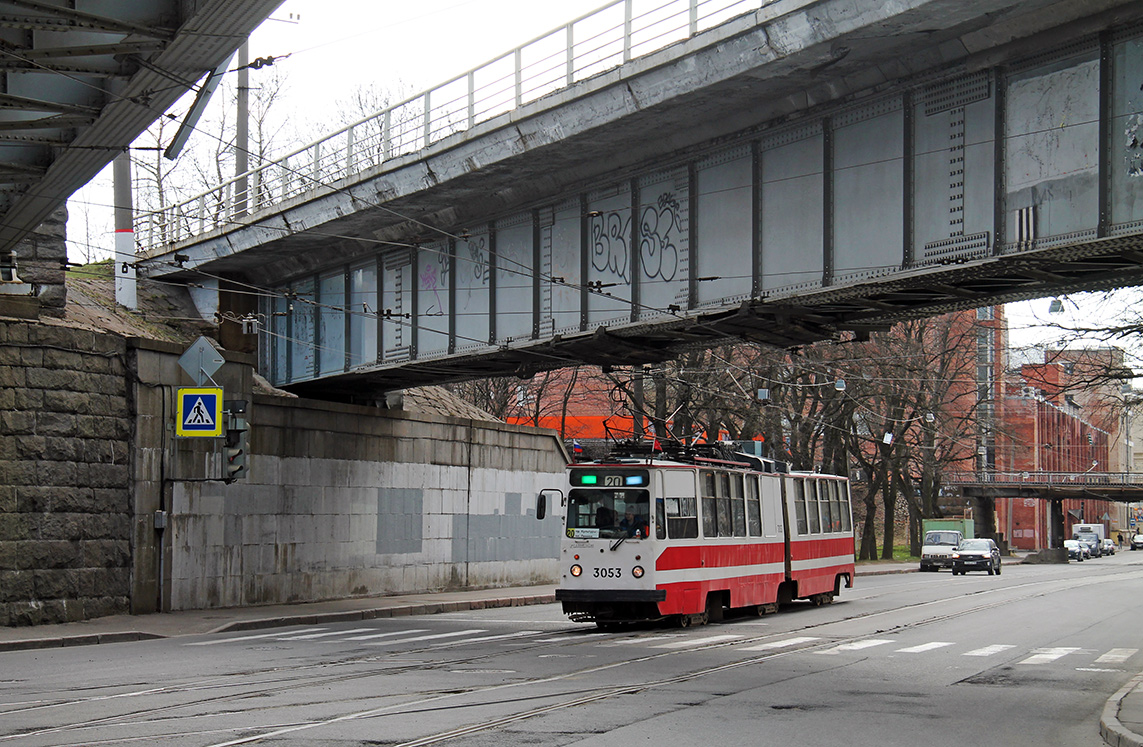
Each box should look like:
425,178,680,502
555,589,666,603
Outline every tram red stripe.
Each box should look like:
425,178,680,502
656,536,853,571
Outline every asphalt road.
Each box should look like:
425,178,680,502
3,553,1141,746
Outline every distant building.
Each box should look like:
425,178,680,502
993,346,1131,550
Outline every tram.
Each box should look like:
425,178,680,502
545,441,855,627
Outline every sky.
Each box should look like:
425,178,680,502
61,0,1142,367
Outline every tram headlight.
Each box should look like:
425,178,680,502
570,564,583,577
632,566,644,579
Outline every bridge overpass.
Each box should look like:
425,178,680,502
137,0,1143,400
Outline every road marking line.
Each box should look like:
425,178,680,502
433,631,540,646
1096,648,1138,664
963,644,1015,657
653,634,743,649
365,629,487,646
815,639,895,655
343,628,430,641
600,636,677,646
277,628,375,640
740,636,821,651
896,641,955,653
185,628,328,646
1019,647,1080,664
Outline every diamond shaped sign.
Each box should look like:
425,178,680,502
178,336,225,386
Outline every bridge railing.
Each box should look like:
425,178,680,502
943,471,1143,486
138,0,763,253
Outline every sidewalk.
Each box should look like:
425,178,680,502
1,555,1134,747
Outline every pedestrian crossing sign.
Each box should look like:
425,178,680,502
176,387,223,437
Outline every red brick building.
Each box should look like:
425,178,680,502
992,349,1122,550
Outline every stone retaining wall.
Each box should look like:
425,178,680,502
2,326,568,626
0,320,132,625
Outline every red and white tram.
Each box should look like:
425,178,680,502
549,442,855,627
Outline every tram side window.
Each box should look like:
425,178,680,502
819,481,835,532
828,482,842,532
730,473,747,537
655,498,666,539
746,476,762,537
840,484,853,531
667,496,699,539
701,471,718,537
807,481,821,533
717,472,732,537
794,479,809,534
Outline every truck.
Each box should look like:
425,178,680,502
1072,523,1105,557
1071,523,1105,540
920,518,975,572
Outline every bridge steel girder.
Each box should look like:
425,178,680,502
140,0,1143,399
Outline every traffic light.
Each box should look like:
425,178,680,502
223,409,248,482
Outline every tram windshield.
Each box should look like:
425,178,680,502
567,489,650,539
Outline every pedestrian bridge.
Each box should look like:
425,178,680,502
945,472,1143,504
137,0,1143,399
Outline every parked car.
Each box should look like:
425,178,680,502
1101,538,1116,555
951,538,1002,575
1063,539,1086,561
1133,534,1143,551
1075,532,1102,558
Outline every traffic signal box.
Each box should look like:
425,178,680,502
223,400,249,482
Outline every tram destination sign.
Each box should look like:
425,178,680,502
571,469,649,487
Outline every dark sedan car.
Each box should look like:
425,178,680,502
951,538,1002,576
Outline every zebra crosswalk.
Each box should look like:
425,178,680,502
185,623,1139,672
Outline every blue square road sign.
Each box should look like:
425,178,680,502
176,387,223,437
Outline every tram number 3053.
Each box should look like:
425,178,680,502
594,567,622,578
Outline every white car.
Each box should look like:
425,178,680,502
1132,534,1143,551
1101,538,1115,555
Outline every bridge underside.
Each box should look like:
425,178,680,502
141,0,1143,400
0,0,281,254
280,234,1143,399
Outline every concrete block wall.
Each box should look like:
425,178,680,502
165,393,568,611
0,320,131,625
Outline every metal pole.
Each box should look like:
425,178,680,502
235,42,249,217
113,151,137,310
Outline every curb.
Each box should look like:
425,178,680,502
1102,672,1143,747
211,592,557,634
0,631,164,653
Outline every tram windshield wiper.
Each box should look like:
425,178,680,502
609,535,627,551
